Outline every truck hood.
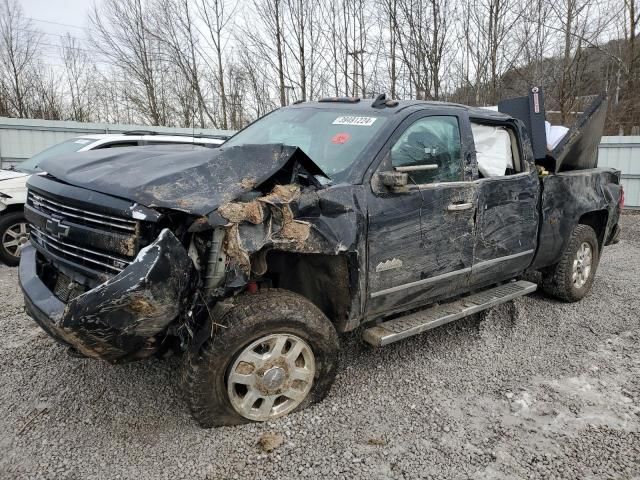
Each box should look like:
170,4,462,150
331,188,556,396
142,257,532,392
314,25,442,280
39,144,329,216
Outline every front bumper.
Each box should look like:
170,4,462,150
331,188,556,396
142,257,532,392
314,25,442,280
19,229,196,363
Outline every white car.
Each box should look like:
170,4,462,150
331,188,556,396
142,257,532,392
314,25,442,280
0,132,229,265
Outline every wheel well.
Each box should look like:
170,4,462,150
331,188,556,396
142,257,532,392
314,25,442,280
1,203,25,215
578,210,608,250
264,251,351,328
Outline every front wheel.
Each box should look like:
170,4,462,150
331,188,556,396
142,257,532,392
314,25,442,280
0,212,29,266
542,224,600,302
185,289,339,427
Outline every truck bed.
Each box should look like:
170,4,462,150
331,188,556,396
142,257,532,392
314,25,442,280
530,168,622,270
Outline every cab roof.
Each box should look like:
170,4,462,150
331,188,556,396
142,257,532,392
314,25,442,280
288,97,513,122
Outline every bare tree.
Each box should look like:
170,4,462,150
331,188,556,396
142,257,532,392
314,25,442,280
198,0,238,128
0,0,42,117
90,0,168,125
459,0,519,104
547,0,601,122
285,0,307,101
246,0,287,106
30,62,64,120
61,34,95,122
394,0,453,100
225,62,248,128
316,0,351,97
237,44,277,118
624,0,639,93
379,0,399,97
149,0,216,127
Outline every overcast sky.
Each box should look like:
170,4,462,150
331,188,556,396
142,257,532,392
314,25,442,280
19,0,99,67
20,0,96,30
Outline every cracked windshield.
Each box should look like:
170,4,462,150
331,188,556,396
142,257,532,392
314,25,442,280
223,108,387,179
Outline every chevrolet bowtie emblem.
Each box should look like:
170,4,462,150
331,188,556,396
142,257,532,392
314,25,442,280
45,218,70,238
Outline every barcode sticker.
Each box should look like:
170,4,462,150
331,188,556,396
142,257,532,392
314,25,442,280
332,116,377,126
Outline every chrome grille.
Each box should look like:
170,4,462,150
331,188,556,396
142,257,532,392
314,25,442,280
28,191,136,234
53,271,87,302
30,226,131,274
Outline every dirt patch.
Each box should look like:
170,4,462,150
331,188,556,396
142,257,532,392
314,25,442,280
235,361,254,375
240,177,257,190
257,432,284,452
276,206,311,243
127,296,157,317
367,436,387,446
219,183,313,273
259,184,300,204
175,198,192,209
223,224,251,272
112,235,138,257
218,201,264,224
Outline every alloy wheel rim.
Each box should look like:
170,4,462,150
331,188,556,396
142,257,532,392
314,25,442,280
227,333,315,421
2,222,29,258
572,241,592,289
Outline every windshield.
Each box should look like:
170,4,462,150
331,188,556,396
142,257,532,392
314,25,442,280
223,107,387,179
17,137,94,173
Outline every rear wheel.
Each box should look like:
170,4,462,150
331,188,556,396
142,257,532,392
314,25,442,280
186,289,339,427
0,212,29,266
542,224,600,302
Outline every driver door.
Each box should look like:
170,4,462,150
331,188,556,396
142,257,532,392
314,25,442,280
366,113,478,317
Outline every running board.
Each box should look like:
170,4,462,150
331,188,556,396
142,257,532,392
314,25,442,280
363,280,537,347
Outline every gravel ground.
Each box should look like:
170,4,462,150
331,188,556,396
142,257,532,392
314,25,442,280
1,215,639,480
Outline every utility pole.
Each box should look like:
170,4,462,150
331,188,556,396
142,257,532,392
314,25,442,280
347,49,365,97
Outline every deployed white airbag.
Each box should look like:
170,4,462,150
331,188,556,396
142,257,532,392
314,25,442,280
471,123,514,177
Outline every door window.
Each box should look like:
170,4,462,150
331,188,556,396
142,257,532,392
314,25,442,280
390,116,462,184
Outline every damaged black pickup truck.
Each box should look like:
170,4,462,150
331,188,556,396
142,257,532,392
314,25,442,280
19,89,622,427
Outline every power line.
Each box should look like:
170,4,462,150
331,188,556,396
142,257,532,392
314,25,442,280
27,29,88,41
17,26,183,64
33,38,170,65
26,16,90,31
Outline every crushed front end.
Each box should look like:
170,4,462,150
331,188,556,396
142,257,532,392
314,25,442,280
19,174,197,363
19,144,362,363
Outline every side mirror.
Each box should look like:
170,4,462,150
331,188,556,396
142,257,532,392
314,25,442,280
379,171,409,192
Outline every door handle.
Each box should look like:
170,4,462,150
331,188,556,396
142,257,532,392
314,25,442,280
447,202,473,211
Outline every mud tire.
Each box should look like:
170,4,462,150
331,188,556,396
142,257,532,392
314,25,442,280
185,289,339,428
541,224,600,302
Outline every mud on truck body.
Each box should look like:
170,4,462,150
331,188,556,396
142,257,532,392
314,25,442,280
19,90,622,427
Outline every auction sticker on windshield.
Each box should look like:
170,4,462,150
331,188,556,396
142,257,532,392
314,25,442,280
332,116,377,126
